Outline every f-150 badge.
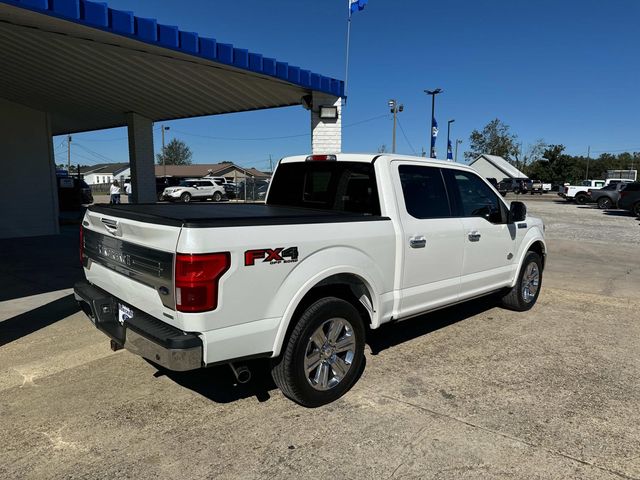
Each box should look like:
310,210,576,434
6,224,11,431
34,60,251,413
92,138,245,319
245,247,299,266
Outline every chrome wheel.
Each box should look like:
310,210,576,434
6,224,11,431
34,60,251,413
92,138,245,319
304,318,356,391
598,197,612,209
522,262,540,303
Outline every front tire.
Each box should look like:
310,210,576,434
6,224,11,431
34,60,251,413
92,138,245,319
180,192,191,203
271,297,365,407
501,251,543,311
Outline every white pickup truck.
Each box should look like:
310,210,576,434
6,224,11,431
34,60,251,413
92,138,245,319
75,154,546,407
559,178,633,204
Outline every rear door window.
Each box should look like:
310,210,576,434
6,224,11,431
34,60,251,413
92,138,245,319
398,165,451,218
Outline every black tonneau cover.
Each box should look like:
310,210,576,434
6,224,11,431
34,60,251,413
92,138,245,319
88,203,389,228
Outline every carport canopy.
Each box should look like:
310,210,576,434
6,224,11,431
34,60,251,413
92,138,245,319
0,0,344,237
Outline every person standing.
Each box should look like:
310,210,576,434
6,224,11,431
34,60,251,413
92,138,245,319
110,180,121,204
124,181,132,203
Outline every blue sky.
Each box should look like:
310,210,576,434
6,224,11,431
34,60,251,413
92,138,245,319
54,0,640,171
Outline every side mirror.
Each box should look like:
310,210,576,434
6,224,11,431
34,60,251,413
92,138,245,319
510,201,527,223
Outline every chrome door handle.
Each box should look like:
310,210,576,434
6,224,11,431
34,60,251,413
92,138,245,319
409,236,426,248
468,231,481,242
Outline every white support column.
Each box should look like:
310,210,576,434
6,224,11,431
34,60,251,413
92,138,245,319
311,93,342,154
0,98,59,238
126,112,156,203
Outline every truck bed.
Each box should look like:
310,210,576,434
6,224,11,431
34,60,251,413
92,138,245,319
88,203,390,228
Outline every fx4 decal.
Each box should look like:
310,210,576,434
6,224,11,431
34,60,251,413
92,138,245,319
245,247,299,266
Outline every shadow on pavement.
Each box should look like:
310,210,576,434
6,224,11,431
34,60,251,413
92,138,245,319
367,294,500,355
160,295,499,405
160,359,278,404
0,294,80,346
0,226,83,302
602,210,634,217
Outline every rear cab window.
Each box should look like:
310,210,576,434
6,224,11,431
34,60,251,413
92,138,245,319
268,161,381,215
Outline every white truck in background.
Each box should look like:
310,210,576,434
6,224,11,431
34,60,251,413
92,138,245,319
75,153,546,407
559,178,633,204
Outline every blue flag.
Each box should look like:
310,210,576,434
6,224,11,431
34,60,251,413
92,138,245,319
431,117,438,156
350,0,368,15
447,139,453,160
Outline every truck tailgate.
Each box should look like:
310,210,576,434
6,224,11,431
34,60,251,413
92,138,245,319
82,208,182,327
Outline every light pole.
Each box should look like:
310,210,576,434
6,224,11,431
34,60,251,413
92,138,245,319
446,119,455,161
388,99,404,153
425,88,443,158
161,125,170,177
585,145,591,180
455,139,462,162
66,134,72,170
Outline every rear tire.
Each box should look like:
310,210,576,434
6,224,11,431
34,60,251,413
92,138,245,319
213,191,223,202
180,192,191,203
501,251,543,311
271,297,365,407
633,202,640,217
575,193,588,205
597,197,612,209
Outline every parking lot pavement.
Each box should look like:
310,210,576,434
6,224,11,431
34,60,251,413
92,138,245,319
1,195,639,479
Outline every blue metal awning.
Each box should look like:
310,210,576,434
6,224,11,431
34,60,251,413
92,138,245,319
0,0,344,134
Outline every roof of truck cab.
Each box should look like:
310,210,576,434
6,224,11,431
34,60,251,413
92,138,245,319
280,153,476,169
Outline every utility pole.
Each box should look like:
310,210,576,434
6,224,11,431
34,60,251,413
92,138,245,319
446,119,455,161
585,145,591,180
67,135,72,170
388,99,404,153
161,125,170,177
269,154,273,174
424,88,443,158
455,139,462,162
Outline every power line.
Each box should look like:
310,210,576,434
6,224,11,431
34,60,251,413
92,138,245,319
396,117,417,155
73,142,120,164
170,114,391,142
590,147,640,154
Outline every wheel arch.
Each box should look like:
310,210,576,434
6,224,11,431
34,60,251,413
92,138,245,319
271,269,379,358
511,234,547,287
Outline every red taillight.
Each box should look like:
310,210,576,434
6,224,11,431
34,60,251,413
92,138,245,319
564,187,569,194
175,252,230,313
79,225,84,264
305,154,337,161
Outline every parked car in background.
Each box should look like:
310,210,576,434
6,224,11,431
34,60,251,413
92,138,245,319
162,178,226,203
588,182,628,209
156,176,183,200
528,179,544,195
617,182,640,216
206,176,237,199
498,177,530,195
57,175,93,210
559,178,633,204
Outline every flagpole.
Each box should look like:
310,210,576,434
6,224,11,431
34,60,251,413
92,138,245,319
344,1,352,105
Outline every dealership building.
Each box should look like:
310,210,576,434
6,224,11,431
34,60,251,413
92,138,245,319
0,0,344,238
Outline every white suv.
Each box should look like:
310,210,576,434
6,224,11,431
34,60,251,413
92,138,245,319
161,179,225,203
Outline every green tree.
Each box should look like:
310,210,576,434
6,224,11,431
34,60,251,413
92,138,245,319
156,138,193,166
464,119,519,163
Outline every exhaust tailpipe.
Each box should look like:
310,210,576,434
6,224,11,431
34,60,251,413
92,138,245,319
229,363,251,384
